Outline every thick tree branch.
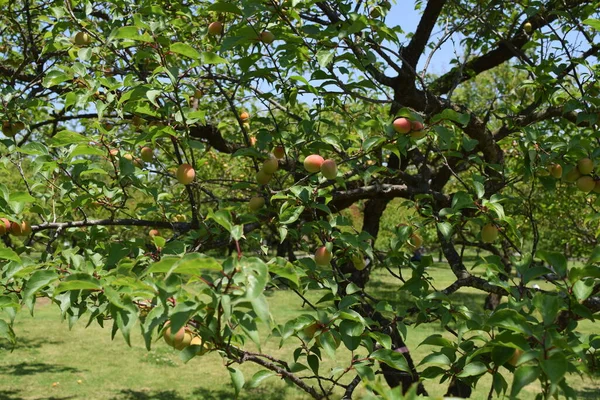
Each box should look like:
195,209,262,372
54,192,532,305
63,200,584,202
188,124,242,154
402,0,447,71
429,0,590,95
32,219,193,232
236,350,322,399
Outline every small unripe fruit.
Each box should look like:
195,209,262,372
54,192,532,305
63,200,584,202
123,153,133,161
577,176,596,193
164,325,185,347
262,158,279,174
320,159,338,180
21,221,32,236
109,149,119,157
248,196,265,211
304,154,324,173
508,349,523,366
131,115,142,126
411,121,424,131
174,214,187,222
409,233,423,248
410,130,427,140
273,146,285,159
133,158,144,169
190,336,206,355
593,181,600,194
393,117,411,134
578,158,594,175
10,221,31,236
548,163,562,179
177,164,195,185
13,121,25,132
0,218,10,236
174,331,193,350
564,167,581,183
140,147,153,162
256,170,272,185
524,22,533,33
302,323,319,340
352,255,366,270
74,31,91,46
208,21,223,36
314,246,332,265
149,229,160,238
240,111,250,122
481,224,498,243
2,121,16,137
260,31,275,44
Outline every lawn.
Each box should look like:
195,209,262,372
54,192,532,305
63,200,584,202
0,260,598,400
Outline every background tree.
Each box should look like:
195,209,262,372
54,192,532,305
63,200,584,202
1,0,600,398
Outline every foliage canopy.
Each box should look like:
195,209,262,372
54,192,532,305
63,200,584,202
1,0,600,398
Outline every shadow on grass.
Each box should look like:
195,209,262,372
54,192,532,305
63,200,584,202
0,362,81,376
0,390,76,400
111,390,185,400
0,337,64,351
192,387,297,400
575,385,600,399
368,278,489,312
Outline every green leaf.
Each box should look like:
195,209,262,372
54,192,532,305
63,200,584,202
370,348,410,372
573,279,595,301
49,130,88,146
0,248,21,263
9,191,35,203
510,365,540,397
201,52,228,64
419,352,451,366
227,367,245,397
208,2,242,15
583,18,600,30
540,352,567,383
536,250,567,277
317,49,335,68
437,222,452,238
487,309,532,335
23,270,59,311
238,312,261,351
419,334,454,348
570,265,600,282
457,361,488,378
208,210,233,232
0,319,15,346
268,260,299,287
368,332,392,349
307,354,319,374
55,273,102,293
250,296,270,323
145,256,179,274
318,330,338,359
246,370,275,389
279,205,305,225
430,109,470,126
339,319,363,351
168,253,221,277
42,70,71,87
113,26,153,42
170,42,200,59
242,257,268,299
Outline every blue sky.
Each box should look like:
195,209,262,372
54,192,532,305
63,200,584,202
385,3,459,76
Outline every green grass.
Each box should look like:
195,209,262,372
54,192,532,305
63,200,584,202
0,261,598,400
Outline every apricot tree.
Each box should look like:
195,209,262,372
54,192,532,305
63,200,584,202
1,0,600,398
